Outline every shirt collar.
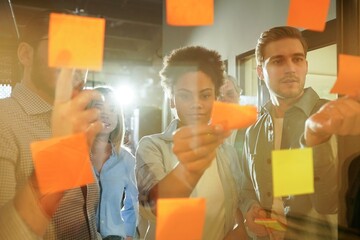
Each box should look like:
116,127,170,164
11,83,52,115
263,87,319,117
160,119,179,141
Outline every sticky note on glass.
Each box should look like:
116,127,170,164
272,148,314,197
287,0,330,32
210,101,257,131
49,13,105,71
255,218,287,231
166,0,213,26
330,54,360,96
31,133,94,195
156,198,206,240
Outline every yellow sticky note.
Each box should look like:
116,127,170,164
166,0,214,26
272,148,314,197
31,133,94,195
156,198,206,240
287,0,330,32
255,218,287,231
49,13,105,71
330,54,360,96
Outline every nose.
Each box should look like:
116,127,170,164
285,59,296,73
190,95,203,109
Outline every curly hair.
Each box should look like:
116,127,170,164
160,46,225,98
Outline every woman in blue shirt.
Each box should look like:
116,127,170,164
90,87,138,240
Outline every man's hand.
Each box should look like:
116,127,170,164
305,96,360,146
244,203,268,237
172,124,230,176
52,68,103,147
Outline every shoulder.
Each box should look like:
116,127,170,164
137,133,169,152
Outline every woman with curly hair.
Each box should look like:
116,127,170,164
136,46,246,240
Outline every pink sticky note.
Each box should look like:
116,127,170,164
287,0,330,32
330,54,360,96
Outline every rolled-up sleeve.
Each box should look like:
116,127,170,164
135,136,169,220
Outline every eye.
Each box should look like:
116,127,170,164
271,59,282,65
293,56,305,63
176,93,192,101
201,92,212,100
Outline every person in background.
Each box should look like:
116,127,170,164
135,46,247,240
0,10,103,239
240,26,338,240
90,86,138,240
219,75,242,104
218,75,247,159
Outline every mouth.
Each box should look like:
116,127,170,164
187,113,207,119
281,79,299,84
280,76,299,84
102,122,111,128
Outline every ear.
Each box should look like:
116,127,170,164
17,42,34,67
256,65,264,81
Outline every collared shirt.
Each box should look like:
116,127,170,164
0,83,101,239
240,87,338,240
135,119,242,240
95,147,138,238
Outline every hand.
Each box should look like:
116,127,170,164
172,124,230,175
305,96,360,146
244,203,268,237
51,68,104,147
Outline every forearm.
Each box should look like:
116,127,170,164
150,163,202,200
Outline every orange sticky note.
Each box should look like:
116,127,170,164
166,0,213,26
31,133,94,194
254,218,287,231
287,0,330,32
272,148,314,197
156,198,206,240
49,13,105,71
330,54,360,96
210,101,257,131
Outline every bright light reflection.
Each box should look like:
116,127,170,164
116,84,135,106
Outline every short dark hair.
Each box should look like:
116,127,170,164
255,26,308,66
160,46,225,98
19,9,76,47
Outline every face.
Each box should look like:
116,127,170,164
30,38,88,102
93,96,118,135
219,79,239,104
171,71,215,126
257,38,308,103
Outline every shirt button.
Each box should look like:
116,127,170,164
267,192,272,197
267,158,271,164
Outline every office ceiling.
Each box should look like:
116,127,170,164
2,0,165,108
10,0,163,67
